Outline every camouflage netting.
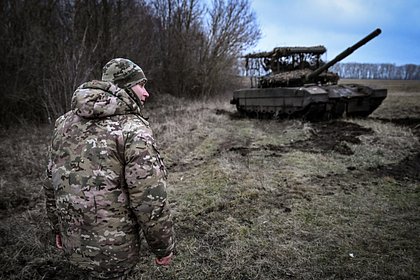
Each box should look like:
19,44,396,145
259,69,339,88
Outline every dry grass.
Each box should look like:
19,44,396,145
0,80,419,280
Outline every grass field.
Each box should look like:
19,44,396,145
0,80,419,279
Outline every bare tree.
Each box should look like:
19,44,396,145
331,63,420,80
200,0,261,97
0,0,261,124
0,0,69,123
150,0,205,97
150,0,260,98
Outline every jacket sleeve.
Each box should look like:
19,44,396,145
124,129,175,258
43,148,60,234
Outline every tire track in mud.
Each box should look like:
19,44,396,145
226,121,374,156
225,119,420,184
374,117,420,138
169,117,419,183
168,121,375,172
368,151,420,182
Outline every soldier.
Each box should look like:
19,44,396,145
44,58,175,280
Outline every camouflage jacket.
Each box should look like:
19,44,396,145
44,80,175,278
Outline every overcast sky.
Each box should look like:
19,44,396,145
249,0,420,65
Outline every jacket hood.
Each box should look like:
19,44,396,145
71,80,141,118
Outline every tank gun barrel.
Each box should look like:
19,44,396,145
306,28,382,81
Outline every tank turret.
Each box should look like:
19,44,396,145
249,28,382,88
231,28,387,119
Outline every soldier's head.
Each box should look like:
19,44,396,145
102,58,149,105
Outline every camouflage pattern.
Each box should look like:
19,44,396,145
102,58,147,89
44,80,174,279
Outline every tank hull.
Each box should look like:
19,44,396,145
230,84,387,119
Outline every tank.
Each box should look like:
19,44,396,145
230,28,387,119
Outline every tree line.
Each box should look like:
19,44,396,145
0,0,260,124
330,63,420,80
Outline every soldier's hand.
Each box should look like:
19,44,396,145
155,252,173,266
55,233,63,249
